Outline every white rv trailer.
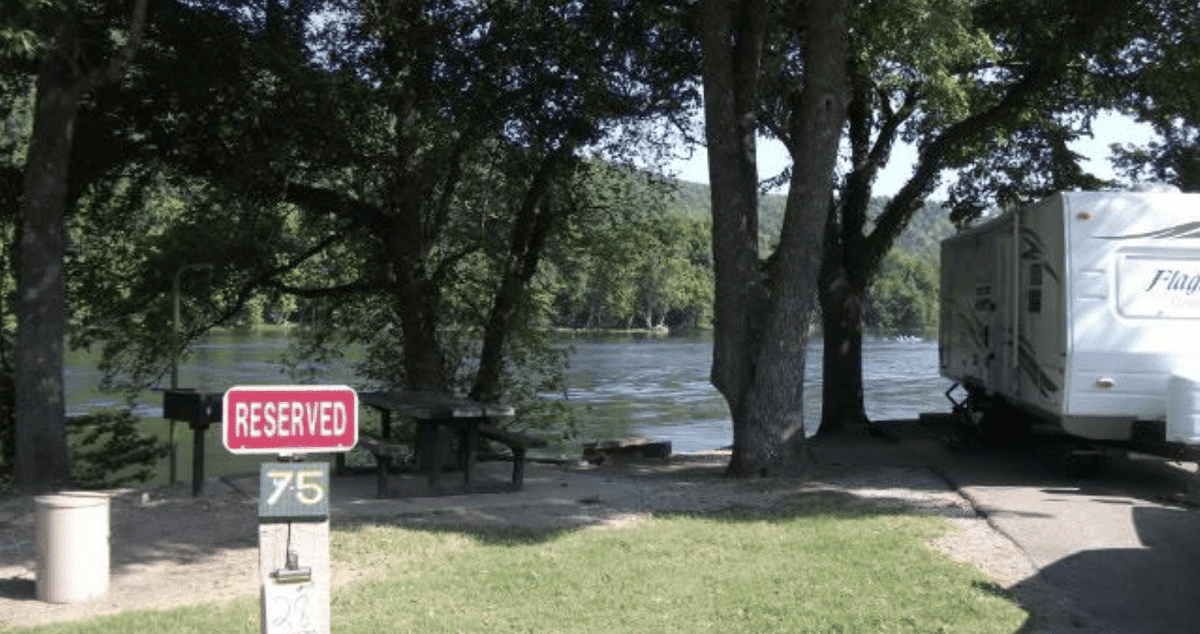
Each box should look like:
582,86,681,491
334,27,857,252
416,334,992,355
939,186,1200,457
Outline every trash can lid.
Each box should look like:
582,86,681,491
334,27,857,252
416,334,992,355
34,492,110,508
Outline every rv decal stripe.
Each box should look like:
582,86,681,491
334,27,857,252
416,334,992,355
1020,227,1047,253
957,310,985,350
1097,221,1200,240
1020,228,1060,282
1018,334,1059,398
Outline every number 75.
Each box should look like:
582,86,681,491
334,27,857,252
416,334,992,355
266,469,325,506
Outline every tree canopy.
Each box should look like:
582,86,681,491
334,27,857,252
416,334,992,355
3,0,1199,485
2,0,702,485
1105,0,1200,190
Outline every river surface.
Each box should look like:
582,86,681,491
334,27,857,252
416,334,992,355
64,330,949,485
561,332,946,453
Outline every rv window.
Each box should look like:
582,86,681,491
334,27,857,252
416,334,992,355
974,285,992,311
1027,261,1046,312
1027,263,1043,313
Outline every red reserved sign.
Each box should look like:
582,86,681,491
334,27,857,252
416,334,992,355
222,385,358,455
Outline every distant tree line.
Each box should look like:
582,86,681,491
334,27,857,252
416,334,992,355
541,180,950,337
227,176,947,338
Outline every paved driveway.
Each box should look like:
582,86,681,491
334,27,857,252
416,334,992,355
924,436,1200,634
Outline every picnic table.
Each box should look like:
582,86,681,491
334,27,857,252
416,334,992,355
358,391,544,497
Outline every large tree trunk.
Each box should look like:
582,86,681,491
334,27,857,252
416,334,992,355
13,0,148,491
814,49,889,437
818,266,868,434
388,81,450,392
388,169,447,392
702,0,850,476
14,54,82,489
701,0,769,474
389,224,447,392
396,282,446,391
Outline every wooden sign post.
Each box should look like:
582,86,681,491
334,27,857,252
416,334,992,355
258,462,331,634
223,386,358,634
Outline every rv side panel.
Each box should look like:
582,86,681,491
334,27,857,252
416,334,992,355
940,219,1001,388
1061,191,1200,441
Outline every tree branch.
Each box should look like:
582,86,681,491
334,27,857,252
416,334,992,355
430,244,483,286
863,60,1056,275
79,0,149,92
429,135,471,239
198,222,359,330
107,0,149,82
264,279,373,299
867,85,919,173
283,182,386,231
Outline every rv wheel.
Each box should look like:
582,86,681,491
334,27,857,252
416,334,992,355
1061,443,1109,478
978,402,1033,449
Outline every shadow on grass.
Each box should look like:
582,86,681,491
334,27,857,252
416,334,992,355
973,579,1017,602
329,485,1033,633
329,433,1200,634
330,488,932,548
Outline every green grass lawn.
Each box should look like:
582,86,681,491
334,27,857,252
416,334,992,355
18,495,1027,633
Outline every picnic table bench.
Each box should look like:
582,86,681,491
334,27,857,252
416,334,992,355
358,391,545,497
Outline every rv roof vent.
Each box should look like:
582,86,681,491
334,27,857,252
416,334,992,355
1130,182,1181,193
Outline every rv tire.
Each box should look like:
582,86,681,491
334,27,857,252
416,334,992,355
1061,444,1109,478
978,401,1033,449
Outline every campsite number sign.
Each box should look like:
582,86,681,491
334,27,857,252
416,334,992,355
258,462,330,520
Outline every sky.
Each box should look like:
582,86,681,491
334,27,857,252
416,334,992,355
665,111,1156,199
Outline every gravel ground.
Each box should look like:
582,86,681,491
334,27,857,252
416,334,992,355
0,448,1042,631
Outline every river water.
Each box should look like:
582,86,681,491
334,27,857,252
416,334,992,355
64,330,950,484
562,332,947,453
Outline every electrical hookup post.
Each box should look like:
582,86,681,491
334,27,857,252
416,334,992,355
223,385,359,634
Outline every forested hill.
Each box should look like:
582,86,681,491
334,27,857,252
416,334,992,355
190,171,952,337
660,179,954,337
667,179,712,220
667,179,955,258
886,200,957,255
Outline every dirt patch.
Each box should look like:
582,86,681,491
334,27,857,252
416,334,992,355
0,486,262,629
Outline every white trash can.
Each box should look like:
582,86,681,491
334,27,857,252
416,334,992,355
35,492,110,603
